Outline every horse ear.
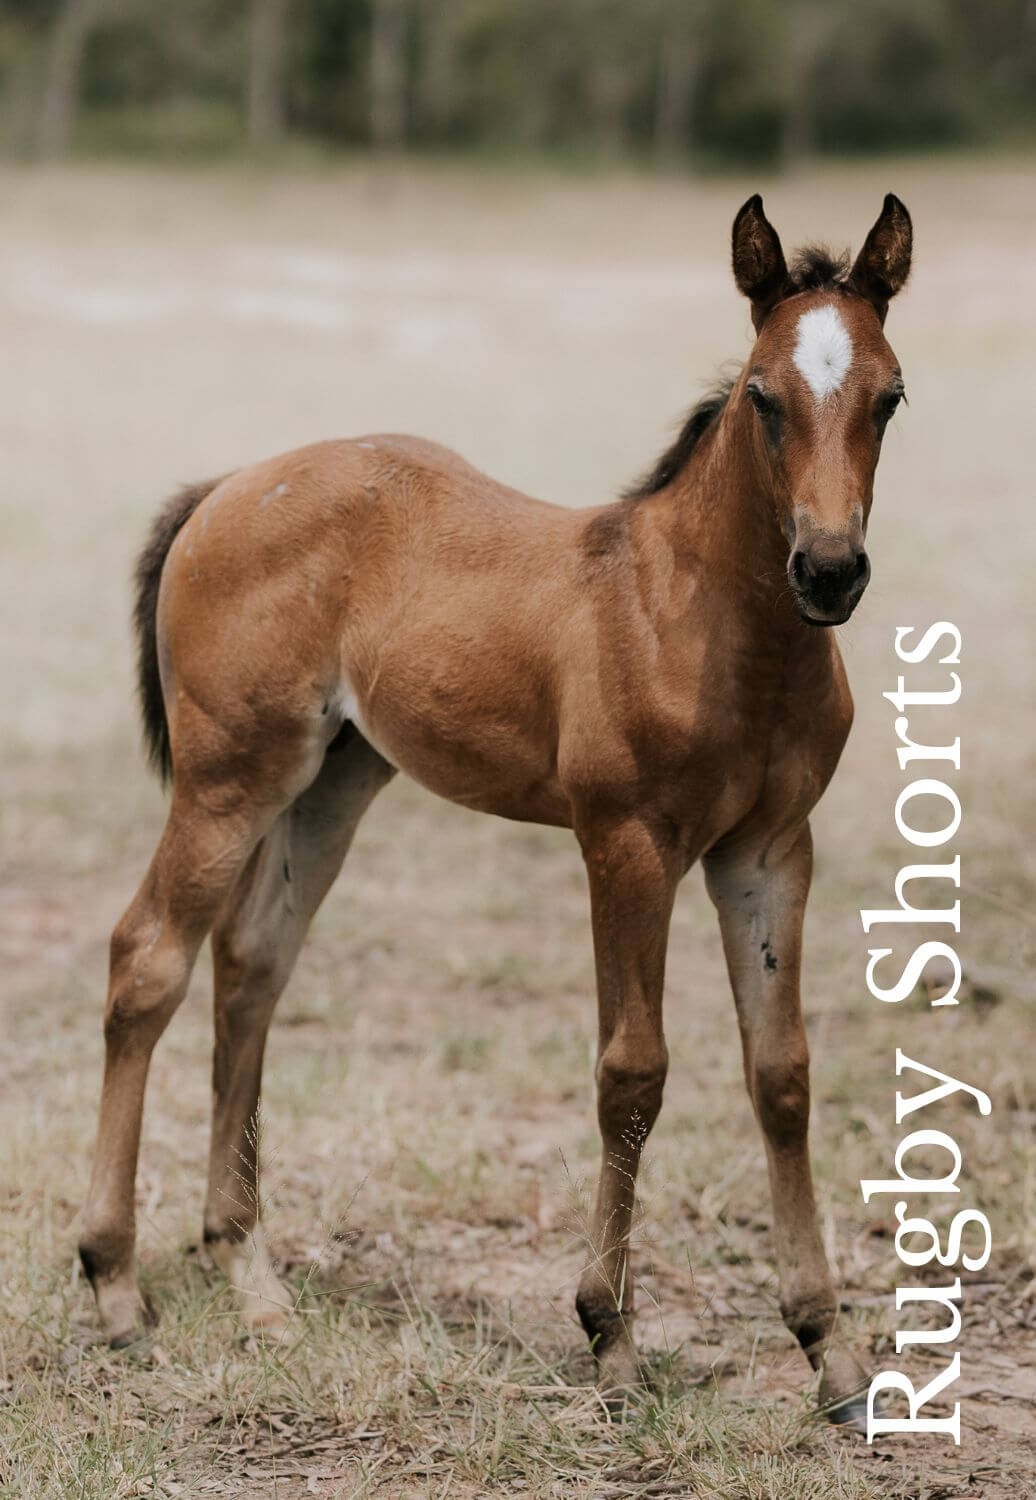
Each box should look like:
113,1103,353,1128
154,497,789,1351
732,194,790,330
850,193,912,323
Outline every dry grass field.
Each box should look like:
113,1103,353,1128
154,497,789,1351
1,156,1034,1499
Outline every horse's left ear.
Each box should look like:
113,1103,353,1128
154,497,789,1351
850,193,912,323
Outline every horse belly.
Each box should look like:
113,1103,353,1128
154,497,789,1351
336,640,571,826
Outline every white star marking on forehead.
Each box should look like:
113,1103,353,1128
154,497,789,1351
792,303,853,402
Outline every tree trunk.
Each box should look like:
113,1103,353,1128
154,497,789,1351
418,0,458,140
587,51,630,156
248,0,290,149
370,0,407,150
781,0,836,164
37,0,102,158
0,27,44,159
654,23,698,158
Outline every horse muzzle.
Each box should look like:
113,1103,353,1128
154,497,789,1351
788,537,870,626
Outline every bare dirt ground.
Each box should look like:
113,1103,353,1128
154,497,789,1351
1,157,1034,1498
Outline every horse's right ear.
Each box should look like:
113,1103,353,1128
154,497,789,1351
732,194,790,330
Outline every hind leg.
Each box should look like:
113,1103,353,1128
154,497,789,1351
80,793,271,1346
203,736,393,1336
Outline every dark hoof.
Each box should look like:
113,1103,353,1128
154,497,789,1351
591,1344,644,1417
600,1390,628,1420
596,1377,648,1420
108,1294,157,1353
108,1329,153,1359
824,1391,871,1434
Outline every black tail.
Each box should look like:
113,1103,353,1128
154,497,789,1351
133,478,225,785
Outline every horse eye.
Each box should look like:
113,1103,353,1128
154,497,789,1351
748,386,776,418
877,388,904,423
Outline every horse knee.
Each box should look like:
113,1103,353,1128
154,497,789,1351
751,1051,810,1147
596,1037,668,1138
103,907,188,1046
214,923,275,987
212,920,290,1017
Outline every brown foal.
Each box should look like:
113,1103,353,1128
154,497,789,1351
80,194,912,1428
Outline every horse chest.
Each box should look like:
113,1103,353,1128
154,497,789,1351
647,708,773,837
582,654,845,847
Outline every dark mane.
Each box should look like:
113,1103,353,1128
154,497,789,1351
625,242,853,499
786,243,852,292
623,378,735,500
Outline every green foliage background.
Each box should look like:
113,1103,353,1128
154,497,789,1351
1,0,1034,163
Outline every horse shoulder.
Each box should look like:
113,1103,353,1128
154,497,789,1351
739,637,855,840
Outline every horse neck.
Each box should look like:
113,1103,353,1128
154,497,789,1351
640,402,800,639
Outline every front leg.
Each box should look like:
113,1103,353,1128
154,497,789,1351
574,815,679,1402
704,823,870,1427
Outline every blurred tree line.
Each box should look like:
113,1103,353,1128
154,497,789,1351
1,0,1033,164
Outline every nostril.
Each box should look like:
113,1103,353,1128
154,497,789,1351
854,550,871,586
790,550,809,589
